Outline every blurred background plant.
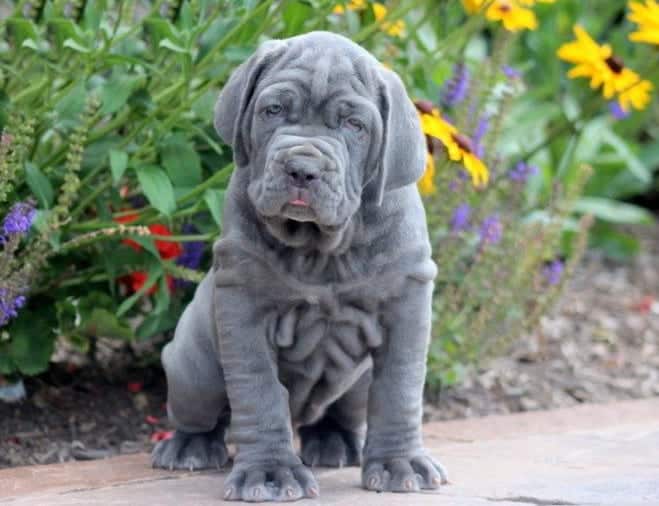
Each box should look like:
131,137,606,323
0,0,656,387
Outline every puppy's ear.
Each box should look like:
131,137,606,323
214,39,287,167
373,66,426,205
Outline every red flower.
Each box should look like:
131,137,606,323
114,214,181,259
150,430,174,442
127,381,143,393
149,224,183,259
114,208,182,295
126,271,175,295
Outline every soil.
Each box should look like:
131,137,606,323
1,225,658,469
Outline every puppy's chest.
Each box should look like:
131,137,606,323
264,254,391,423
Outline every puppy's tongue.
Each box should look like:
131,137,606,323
289,198,309,207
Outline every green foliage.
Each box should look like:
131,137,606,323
0,0,656,383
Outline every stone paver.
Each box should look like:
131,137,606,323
1,398,658,505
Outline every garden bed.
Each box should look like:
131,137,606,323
1,225,658,468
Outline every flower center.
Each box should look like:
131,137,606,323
497,1,512,12
414,100,435,114
605,55,624,74
452,133,473,153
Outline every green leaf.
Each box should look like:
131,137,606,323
574,197,655,224
159,38,191,54
6,18,39,47
143,17,179,46
56,81,87,122
589,223,641,260
204,189,225,226
160,133,202,187
136,310,179,340
100,74,144,115
129,235,161,259
7,311,56,376
109,149,129,183
25,163,55,208
21,38,39,51
282,0,313,35
600,128,651,184
63,37,91,53
135,165,177,216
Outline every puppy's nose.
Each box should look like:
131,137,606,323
285,160,318,188
284,143,324,188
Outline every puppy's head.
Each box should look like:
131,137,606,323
214,31,425,242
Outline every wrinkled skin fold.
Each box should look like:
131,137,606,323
151,31,448,502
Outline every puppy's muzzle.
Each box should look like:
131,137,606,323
281,142,333,189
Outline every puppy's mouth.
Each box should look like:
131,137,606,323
282,202,316,222
282,189,316,222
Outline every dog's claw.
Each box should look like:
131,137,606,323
223,464,318,502
151,428,229,471
362,454,447,493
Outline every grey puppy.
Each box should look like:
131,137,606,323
152,31,447,502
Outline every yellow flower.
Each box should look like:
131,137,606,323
628,0,659,45
486,0,538,31
417,106,489,188
461,0,485,14
557,25,654,111
618,78,654,111
332,0,367,15
372,3,405,37
418,151,436,196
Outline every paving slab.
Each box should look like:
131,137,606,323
1,398,658,506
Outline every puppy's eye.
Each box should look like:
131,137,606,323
345,118,365,132
265,104,283,116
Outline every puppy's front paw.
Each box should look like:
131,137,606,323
223,463,319,502
299,419,362,468
362,455,448,492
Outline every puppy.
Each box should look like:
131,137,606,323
152,31,447,502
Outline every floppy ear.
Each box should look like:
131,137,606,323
213,39,287,167
373,66,426,205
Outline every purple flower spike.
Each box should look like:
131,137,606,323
508,161,538,183
441,63,470,107
479,215,503,246
0,289,27,327
502,65,522,80
174,223,206,289
608,101,629,121
450,203,471,233
472,116,490,159
543,259,564,286
2,202,36,237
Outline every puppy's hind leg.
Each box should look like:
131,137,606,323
299,370,370,468
151,274,230,471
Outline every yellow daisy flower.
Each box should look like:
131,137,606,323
486,0,538,32
462,0,551,31
415,103,490,188
332,0,367,15
557,25,654,111
628,0,659,45
418,151,437,196
372,3,406,37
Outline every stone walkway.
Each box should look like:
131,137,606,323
1,398,658,505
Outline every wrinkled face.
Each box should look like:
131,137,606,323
243,55,384,231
